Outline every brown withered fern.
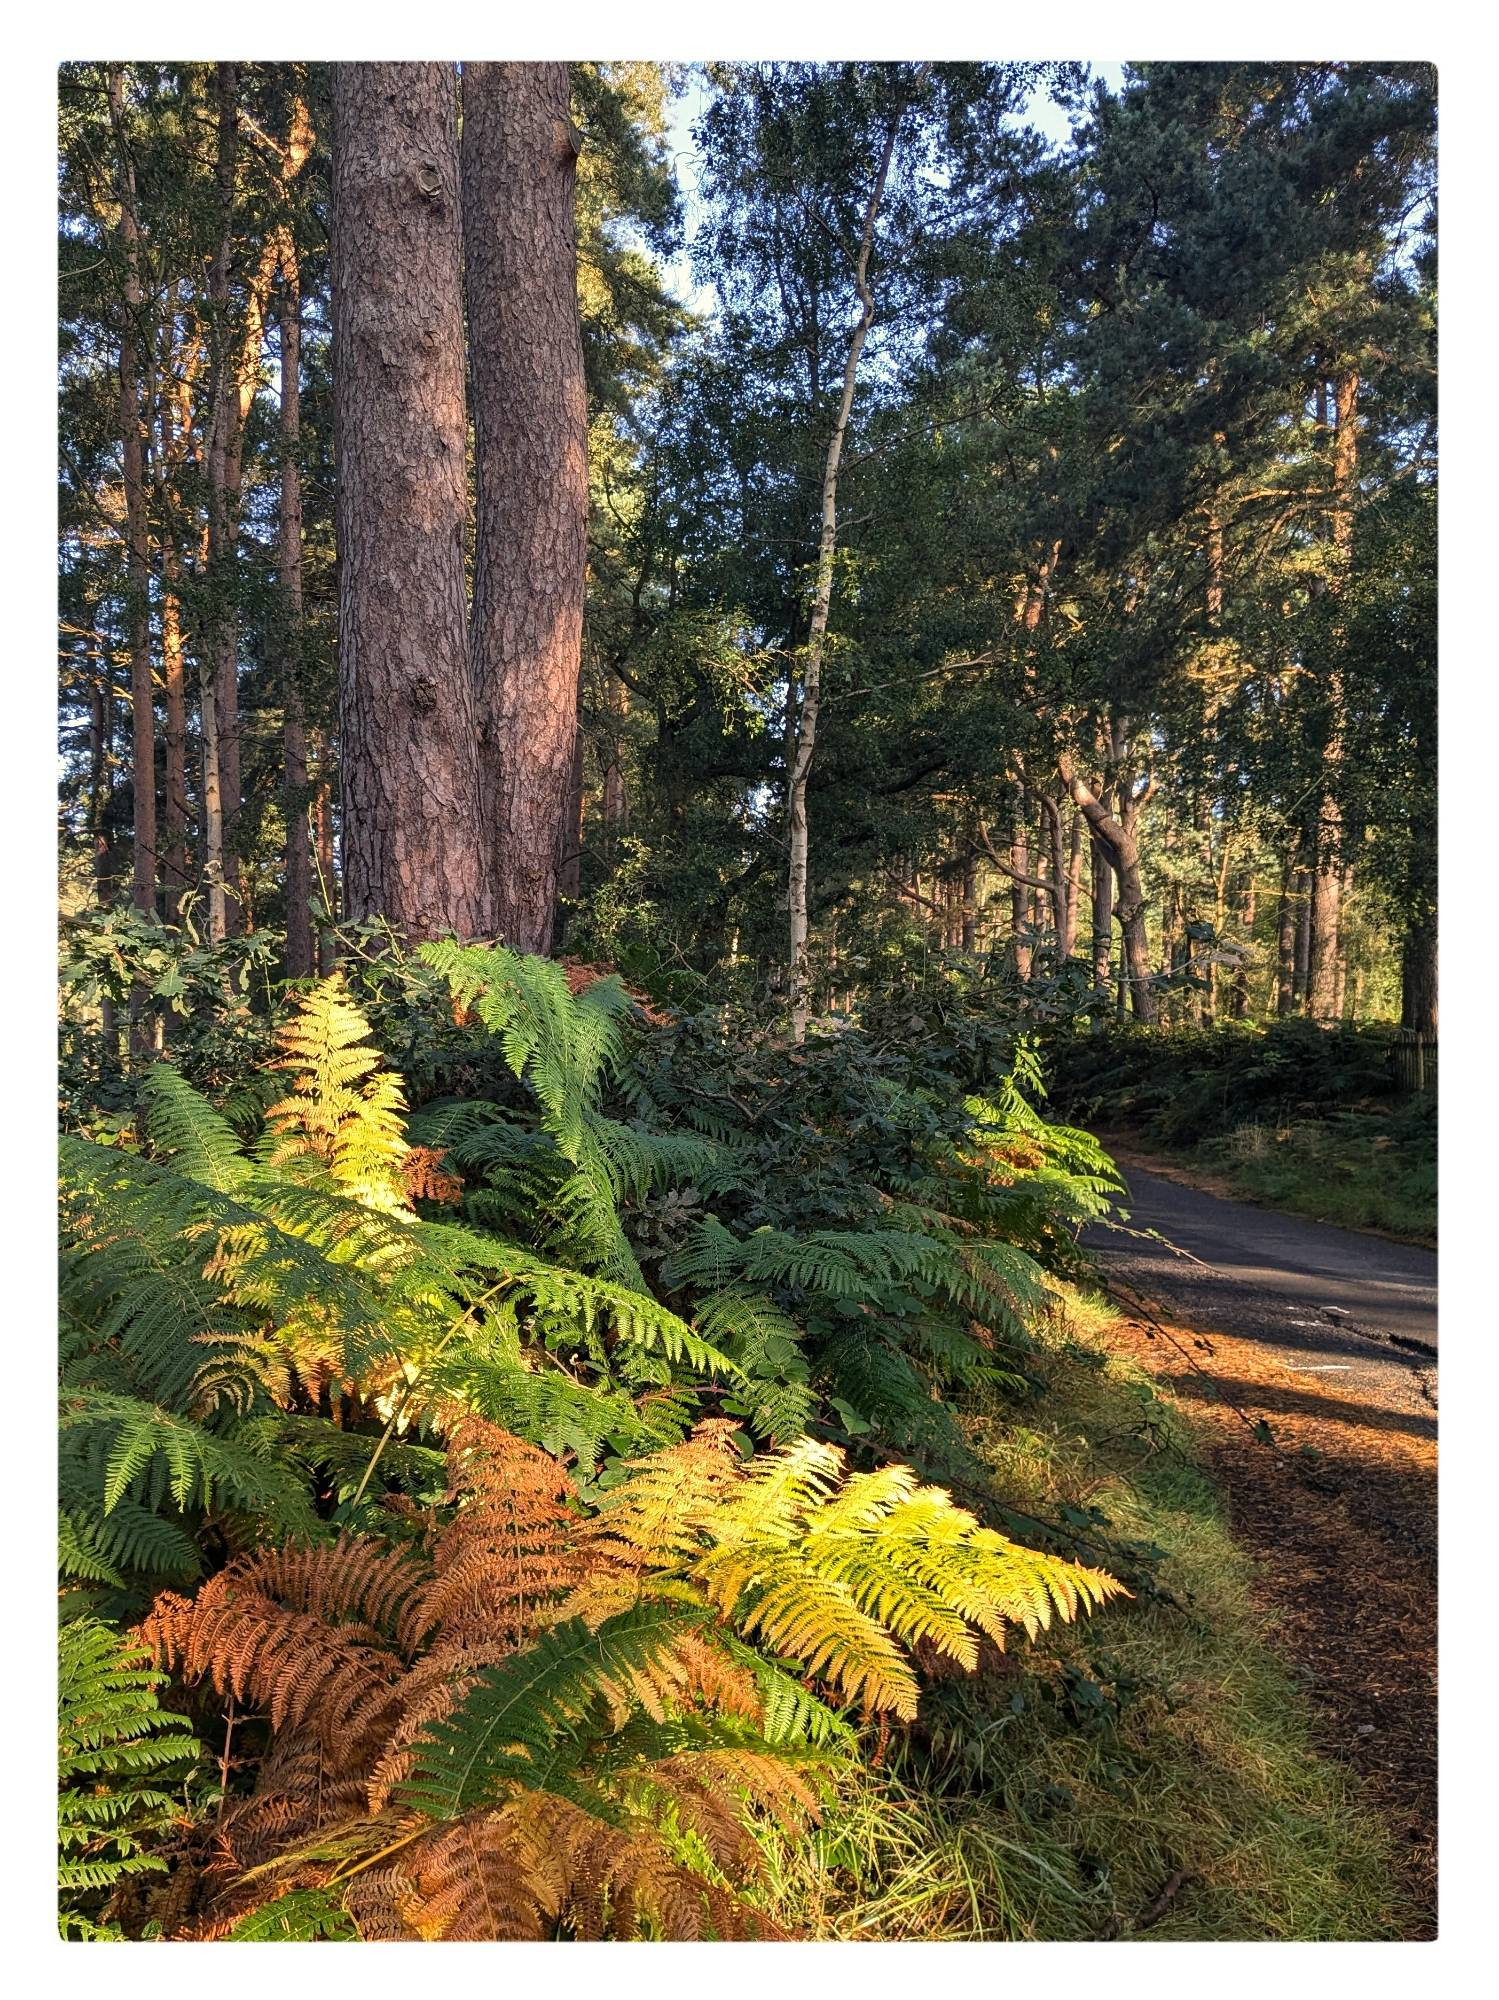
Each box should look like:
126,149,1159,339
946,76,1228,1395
140,1411,1120,1941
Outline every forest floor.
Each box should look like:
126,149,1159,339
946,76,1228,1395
1084,1165,1438,1936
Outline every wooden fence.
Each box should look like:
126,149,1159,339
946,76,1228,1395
1391,1029,1438,1096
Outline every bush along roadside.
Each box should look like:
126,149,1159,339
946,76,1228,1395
1037,1019,1436,1245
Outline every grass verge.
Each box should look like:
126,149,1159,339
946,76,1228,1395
759,1286,1417,1941
1198,1108,1435,1244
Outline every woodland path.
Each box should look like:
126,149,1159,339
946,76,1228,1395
1083,1153,1438,1934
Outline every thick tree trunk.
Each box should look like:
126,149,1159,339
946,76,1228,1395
787,112,903,1041
463,61,589,955
332,61,488,939
108,68,157,921
278,262,314,979
1402,907,1438,1036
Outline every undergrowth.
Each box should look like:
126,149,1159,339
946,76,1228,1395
55,941,1415,1941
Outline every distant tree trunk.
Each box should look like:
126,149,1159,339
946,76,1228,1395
1010,801,1033,981
332,61,488,939
108,68,157,921
1090,818,1113,1010
558,689,586,906
1308,370,1359,1021
1062,753,1156,1024
787,110,903,1041
278,260,314,980
89,672,115,906
1231,872,1256,1019
463,61,589,955
1402,907,1438,1036
202,62,240,939
1275,849,1299,1017
1065,808,1084,962
1293,861,1313,1007
602,677,629,836
312,730,338,972
1037,791,1077,960
960,858,978,952
159,550,190,910
153,315,201,915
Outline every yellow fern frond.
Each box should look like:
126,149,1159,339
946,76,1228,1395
264,978,411,1216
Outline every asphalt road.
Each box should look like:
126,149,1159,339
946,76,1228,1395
1083,1163,1438,1423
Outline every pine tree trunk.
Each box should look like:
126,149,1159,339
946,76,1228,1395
332,61,488,939
463,61,589,956
1402,907,1438,1036
1308,370,1359,1021
108,68,157,921
278,261,314,979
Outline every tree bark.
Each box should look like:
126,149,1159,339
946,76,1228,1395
463,61,589,955
202,62,239,938
787,110,903,1041
1010,801,1034,981
1060,752,1156,1024
1293,860,1313,1007
1231,871,1256,1020
108,68,157,920
278,258,314,979
1402,906,1438,1036
1308,370,1359,1020
332,61,488,939
1090,827,1113,1010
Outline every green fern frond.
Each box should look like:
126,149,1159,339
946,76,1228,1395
226,1888,358,1940
139,1064,248,1191
58,1618,201,1928
401,1604,710,1820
